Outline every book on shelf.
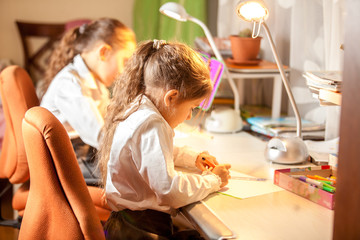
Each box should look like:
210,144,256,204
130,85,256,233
247,117,325,140
305,78,341,92
250,124,325,140
247,117,325,133
304,71,342,84
303,71,342,92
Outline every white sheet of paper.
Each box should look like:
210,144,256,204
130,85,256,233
218,170,283,199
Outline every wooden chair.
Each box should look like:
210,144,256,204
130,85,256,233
19,106,106,239
0,65,39,228
15,21,65,83
15,19,92,84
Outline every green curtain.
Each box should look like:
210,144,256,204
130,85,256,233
133,0,207,47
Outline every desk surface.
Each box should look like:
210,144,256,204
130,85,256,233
226,59,290,74
174,124,334,240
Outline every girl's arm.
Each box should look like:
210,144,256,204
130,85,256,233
138,119,222,209
173,145,198,168
173,146,219,171
54,79,106,149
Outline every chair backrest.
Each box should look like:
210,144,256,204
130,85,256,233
15,21,65,82
15,19,92,84
19,106,105,240
0,65,39,184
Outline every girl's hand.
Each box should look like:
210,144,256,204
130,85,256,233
212,164,231,188
196,151,219,171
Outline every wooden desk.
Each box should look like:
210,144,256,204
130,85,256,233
174,125,334,240
226,60,290,119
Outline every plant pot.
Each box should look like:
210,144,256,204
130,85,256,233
229,35,262,62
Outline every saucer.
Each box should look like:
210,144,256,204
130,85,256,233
226,58,261,66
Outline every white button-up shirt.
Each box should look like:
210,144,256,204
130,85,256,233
106,96,221,214
40,54,109,149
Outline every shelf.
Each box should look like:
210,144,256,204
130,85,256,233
318,89,342,106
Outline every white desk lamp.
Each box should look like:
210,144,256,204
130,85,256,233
236,0,309,164
159,2,243,133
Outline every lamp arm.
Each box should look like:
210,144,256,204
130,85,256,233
262,23,302,138
188,16,240,114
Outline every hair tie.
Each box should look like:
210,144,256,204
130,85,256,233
153,39,166,50
79,23,88,34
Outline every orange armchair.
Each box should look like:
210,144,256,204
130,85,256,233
0,65,39,227
0,66,110,230
19,106,109,239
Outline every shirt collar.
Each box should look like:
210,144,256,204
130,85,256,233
72,54,102,90
141,95,175,136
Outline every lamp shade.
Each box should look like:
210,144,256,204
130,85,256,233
236,0,269,23
236,0,309,164
159,2,188,22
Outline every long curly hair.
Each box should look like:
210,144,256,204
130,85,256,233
38,17,135,98
97,40,212,187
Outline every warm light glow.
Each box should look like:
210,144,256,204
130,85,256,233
159,2,188,22
237,1,268,22
162,10,183,21
240,3,266,20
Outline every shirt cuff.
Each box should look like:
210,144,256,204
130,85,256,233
173,145,199,168
202,170,222,190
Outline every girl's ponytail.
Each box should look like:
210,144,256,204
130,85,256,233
39,27,82,98
98,41,156,187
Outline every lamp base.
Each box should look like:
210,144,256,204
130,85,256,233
265,136,309,164
205,107,243,133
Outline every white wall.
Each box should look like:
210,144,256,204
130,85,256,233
0,0,135,67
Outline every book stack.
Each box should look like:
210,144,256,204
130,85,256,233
247,117,325,140
303,71,342,105
305,137,339,166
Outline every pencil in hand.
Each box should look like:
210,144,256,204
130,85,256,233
202,157,216,169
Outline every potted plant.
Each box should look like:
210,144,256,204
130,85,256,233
229,28,262,63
